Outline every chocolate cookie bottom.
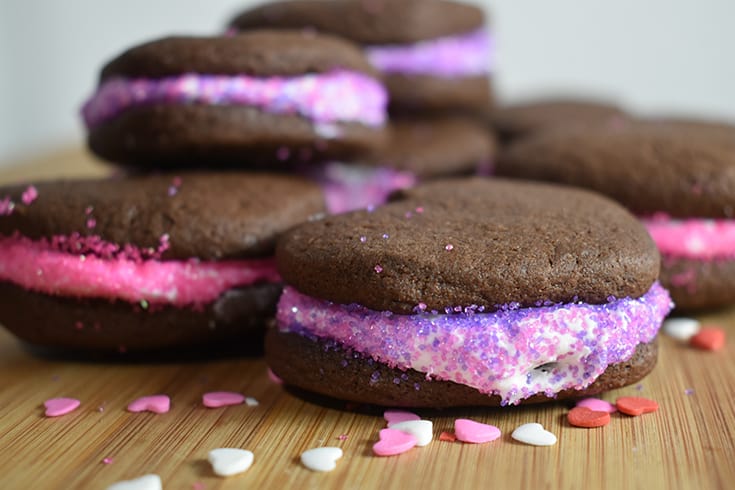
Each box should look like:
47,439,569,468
0,281,281,353
660,256,735,311
266,329,658,408
385,74,493,116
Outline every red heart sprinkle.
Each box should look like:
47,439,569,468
616,396,659,416
439,431,457,442
567,406,611,428
690,327,726,351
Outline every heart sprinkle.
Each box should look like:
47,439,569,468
202,391,245,408
383,410,420,427
616,396,659,416
373,428,418,456
690,327,726,351
662,317,700,341
511,423,557,446
300,447,343,472
454,419,501,444
44,397,81,417
106,474,162,490
567,407,611,428
127,395,170,414
576,397,617,413
389,420,433,446
439,431,457,442
208,448,254,477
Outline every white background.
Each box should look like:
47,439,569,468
1,0,734,166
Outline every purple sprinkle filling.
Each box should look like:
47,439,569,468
277,283,672,405
81,70,388,128
365,29,494,78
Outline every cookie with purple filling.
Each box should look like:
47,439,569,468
497,120,735,310
306,116,496,213
229,0,493,115
82,31,388,167
270,178,672,407
490,98,627,144
0,173,325,353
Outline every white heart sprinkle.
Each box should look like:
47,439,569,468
512,423,557,446
300,447,343,472
245,397,259,407
208,448,254,477
663,318,701,341
106,474,162,490
389,420,433,447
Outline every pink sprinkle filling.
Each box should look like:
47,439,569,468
278,283,672,405
81,70,387,128
643,214,735,260
0,235,280,306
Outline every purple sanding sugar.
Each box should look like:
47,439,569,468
81,70,387,128
277,283,673,405
366,29,494,78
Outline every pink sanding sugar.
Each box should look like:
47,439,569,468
643,214,735,260
0,234,280,306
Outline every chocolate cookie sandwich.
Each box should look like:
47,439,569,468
490,98,627,144
268,178,672,407
307,116,496,213
497,120,735,310
0,173,324,352
82,31,388,167
229,0,493,115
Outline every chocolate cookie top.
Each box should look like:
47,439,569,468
490,99,626,142
0,173,325,260
497,121,735,218
100,31,378,81
276,177,659,313
363,117,496,178
229,0,484,45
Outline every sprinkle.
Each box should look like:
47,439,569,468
382,233,389,239
245,397,259,407
384,410,421,427
662,317,700,341
301,447,343,472
44,397,81,417
445,244,454,251
192,483,205,490
373,429,418,456
85,206,94,215
685,388,695,396
86,218,96,229
511,423,557,446
102,457,114,465
404,211,413,218
74,321,84,330
374,264,383,273
359,236,367,243
636,384,644,391
567,406,611,428
576,398,617,413
21,186,38,205
454,419,501,443
208,448,254,477
439,431,457,442
267,368,284,385
0,197,15,216
690,326,726,351
616,396,659,416
203,391,245,408
337,434,348,441
276,147,290,161
127,395,171,414
139,299,149,310
415,207,424,214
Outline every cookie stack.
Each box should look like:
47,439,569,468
0,0,680,408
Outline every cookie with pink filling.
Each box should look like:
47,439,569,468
82,31,388,167
497,120,735,310
229,0,493,115
0,173,324,353
304,116,496,213
269,178,672,407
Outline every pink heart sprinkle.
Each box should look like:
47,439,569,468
127,395,170,414
384,410,421,427
454,419,501,444
373,428,418,456
44,397,80,417
576,397,617,413
203,391,245,408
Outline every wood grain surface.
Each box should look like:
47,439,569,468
0,150,733,489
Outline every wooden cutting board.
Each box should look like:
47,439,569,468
0,150,733,489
